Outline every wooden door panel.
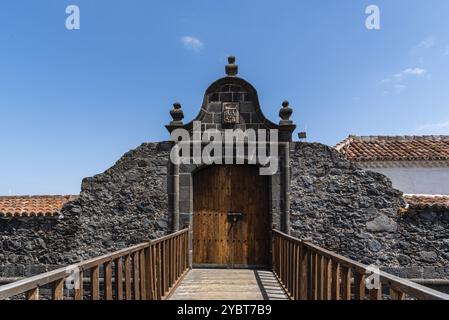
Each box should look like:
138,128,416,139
193,166,229,265
230,165,269,267
193,165,269,268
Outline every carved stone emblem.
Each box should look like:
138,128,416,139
222,102,239,125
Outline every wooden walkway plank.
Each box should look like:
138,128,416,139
169,269,288,301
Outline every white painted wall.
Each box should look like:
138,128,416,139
366,167,449,195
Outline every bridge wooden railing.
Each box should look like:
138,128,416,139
272,229,449,300
0,228,189,300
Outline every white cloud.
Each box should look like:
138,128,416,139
417,120,449,134
403,68,427,76
414,36,436,51
380,67,427,94
181,36,204,52
394,68,427,81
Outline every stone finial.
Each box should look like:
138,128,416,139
225,56,238,77
279,100,293,125
169,102,184,125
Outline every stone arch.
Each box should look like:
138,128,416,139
179,76,279,131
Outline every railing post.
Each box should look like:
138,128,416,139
390,288,405,300
139,249,147,300
185,223,191,269
144,243,153,300
162,241,167,296
52,278,64,300
115,258,123,301
91,266,100,300
175,235,179,280
294,242,300,299
26,288,39,300
370,284,382,300
74,270,84,300
317,254,323,300
341,266,351,300
280,237,284,285
157,242,163,299
104,260,113,300
354,272,366,300
271,231,275,274
170,237,174,288
133,252,140,300
299,243,308,300
323,257,332,300
271,224,278,277
124,254,132,300
311,251,317,300
331,261,340,300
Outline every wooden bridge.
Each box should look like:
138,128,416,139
1,228,448,300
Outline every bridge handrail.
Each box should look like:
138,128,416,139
0,228,190,300
272,229,449,300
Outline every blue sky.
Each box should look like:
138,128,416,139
1,0,449,195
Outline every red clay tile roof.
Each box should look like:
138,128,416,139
0,195,77,217
335,135,449,162
404,194,449,211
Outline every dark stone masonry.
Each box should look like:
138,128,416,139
0,217,57,277
289,142,405,266
53,142,173,262
289,142,449,279
1,142,172,277
2,140,448,279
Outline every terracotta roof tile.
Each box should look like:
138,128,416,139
0,195,77,217
404,194,449,211
335,135,449,162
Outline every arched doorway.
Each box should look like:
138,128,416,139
192,165,270,268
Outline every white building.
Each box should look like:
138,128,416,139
335,135,449,195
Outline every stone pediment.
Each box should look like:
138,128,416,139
166,57,296,141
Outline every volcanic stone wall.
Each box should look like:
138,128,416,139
0,216,58,278
0,142,172,277
289,142,449,279
395,210,449,278
1,140,448,280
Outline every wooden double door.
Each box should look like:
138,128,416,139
192,165,270,268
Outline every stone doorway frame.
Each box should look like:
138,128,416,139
166,141,292,267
